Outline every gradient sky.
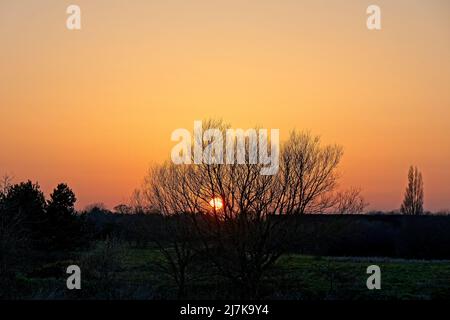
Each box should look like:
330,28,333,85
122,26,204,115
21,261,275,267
1,0,449,211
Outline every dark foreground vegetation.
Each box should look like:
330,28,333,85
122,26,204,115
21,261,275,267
1,180,450,300
7,244,450,300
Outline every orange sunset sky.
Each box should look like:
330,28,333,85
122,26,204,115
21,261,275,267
1,0,449,211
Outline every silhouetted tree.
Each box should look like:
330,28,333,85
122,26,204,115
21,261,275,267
130,189,149,214
46,183,85,249
47,183,76,213
401,166,424,215
143,119,356,298
0,176,30,298
84,203,107,212
335,187,368,214
0,180,46,296
0,174,13,197
279,131,343,214
113,204,132,215
2,181,47,245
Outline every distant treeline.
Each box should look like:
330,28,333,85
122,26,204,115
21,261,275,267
285,214,450,259
84,209,450,260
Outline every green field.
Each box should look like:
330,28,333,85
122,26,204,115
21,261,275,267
17,243,450,300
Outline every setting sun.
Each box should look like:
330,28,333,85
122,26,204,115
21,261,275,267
209,197,224,210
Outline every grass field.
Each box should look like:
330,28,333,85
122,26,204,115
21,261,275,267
83,245,450,300
18,244,450,300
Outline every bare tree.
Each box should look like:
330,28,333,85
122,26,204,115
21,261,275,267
400,166,424,215
144,159,284,298
0,174,13,195
142,120,353,298
146,125,344,216
334,187,368,214
143,164,201,298
113,204,132,215
278,131,343,214
130,188,152,214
